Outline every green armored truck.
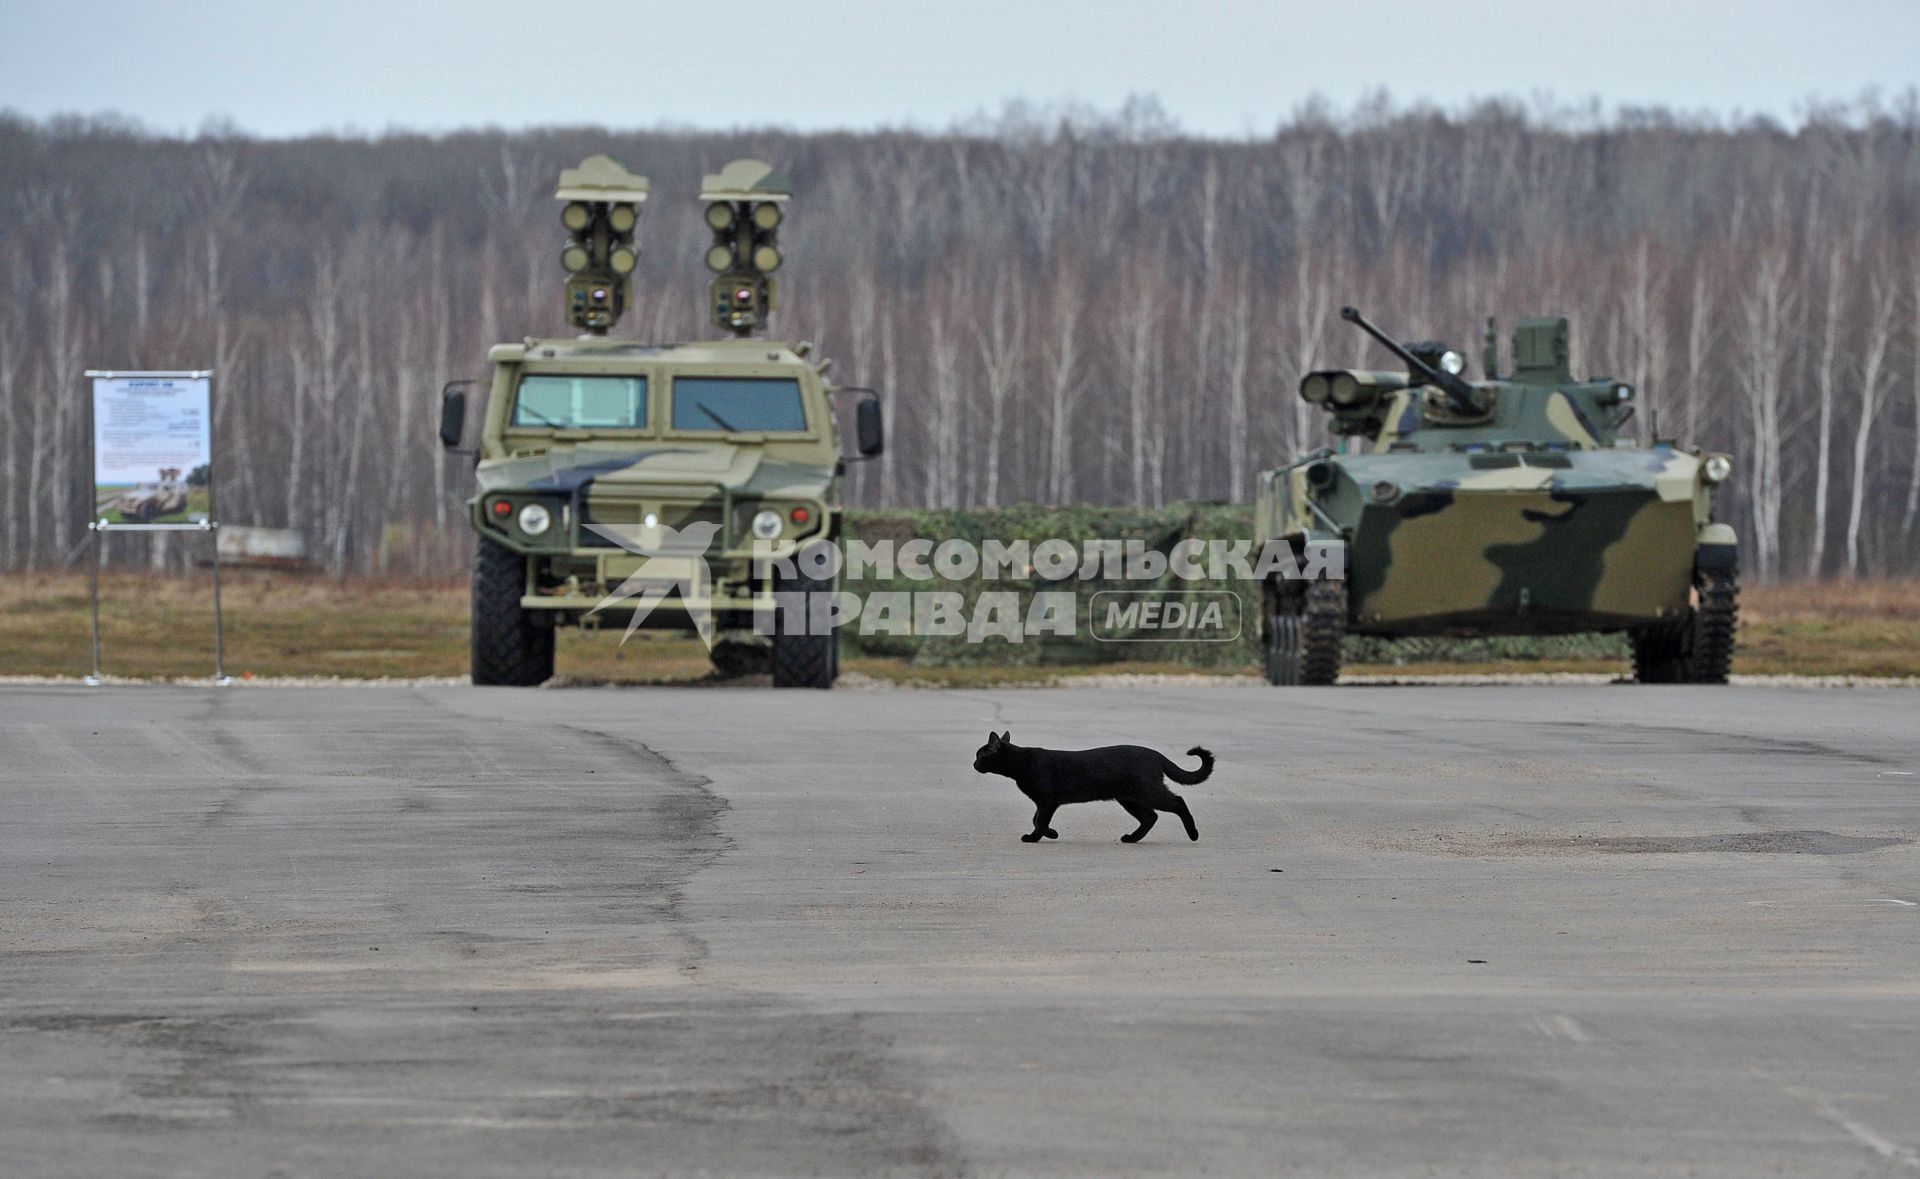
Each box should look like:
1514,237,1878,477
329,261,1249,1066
439,157,883,688
1257,307,1737,686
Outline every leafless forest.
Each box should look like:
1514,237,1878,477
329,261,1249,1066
4,96,1920,579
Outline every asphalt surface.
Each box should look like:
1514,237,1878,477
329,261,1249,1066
2,680,1918,1177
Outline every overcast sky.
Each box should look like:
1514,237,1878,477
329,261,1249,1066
4,0,1915,138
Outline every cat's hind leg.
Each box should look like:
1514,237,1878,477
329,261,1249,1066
1119,802,1158,843
1164,794,1199,841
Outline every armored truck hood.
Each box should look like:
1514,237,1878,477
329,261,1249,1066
477,443,831,499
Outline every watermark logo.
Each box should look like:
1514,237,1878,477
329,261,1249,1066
581,531,1344,645
1089,590,1243,643
585,519,720,647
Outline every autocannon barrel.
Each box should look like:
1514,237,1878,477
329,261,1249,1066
1339,306,1484,416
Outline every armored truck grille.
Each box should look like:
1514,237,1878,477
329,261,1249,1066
580,501,727,547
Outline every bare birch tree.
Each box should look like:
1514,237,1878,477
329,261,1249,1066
1844,261,1896,574
1738,243,1793,581
972,266,1027,507
1805,246,1844,576
1041,268,1083,506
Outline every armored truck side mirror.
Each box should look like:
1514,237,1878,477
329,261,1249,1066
438,380,474,450
855,392,885,457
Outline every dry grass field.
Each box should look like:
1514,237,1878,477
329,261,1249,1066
2,572,1915,684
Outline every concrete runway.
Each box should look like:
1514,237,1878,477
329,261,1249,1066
2,680,1917,1177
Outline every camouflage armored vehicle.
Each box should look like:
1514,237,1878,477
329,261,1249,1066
1256,307,1737,686
116,467,188,523
439,157,883,688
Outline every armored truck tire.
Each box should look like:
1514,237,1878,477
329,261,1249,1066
471,537,555,687
1265,578,1346,686
770,551,838,689
1631,568,1737,685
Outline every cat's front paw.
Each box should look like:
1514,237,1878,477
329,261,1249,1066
1021,831,1043,843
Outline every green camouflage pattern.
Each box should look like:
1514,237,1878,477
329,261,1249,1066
467,336,844,629
1257,316,1736,637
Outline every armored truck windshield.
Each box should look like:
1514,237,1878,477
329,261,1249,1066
513,375,648,429
671,376,807,432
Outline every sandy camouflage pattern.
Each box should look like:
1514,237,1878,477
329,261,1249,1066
467,336,842,626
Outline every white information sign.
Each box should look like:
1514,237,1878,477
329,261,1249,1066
91,373,212,524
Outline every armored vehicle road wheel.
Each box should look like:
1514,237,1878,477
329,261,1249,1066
1266,578,1347,686
471,537,554,687
770,551,838,689
1631,568,1737,685
1685,568,1737,683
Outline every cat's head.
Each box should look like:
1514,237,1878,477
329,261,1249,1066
972,730,1012,774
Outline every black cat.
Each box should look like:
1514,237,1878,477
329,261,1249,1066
972,731,1212,843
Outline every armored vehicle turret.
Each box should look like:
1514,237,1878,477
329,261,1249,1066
1255,307,1737,685
440,157,884,687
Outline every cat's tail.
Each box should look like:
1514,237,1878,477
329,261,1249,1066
1161,746,1214,785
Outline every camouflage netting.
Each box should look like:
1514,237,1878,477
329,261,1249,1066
840,506,1632,670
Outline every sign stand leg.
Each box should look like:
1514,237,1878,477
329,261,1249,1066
85,521,103,686
211,522,230,685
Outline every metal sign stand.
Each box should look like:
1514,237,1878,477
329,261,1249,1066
82,369,230,686
83,520,226,685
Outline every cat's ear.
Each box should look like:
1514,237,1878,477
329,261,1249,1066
985,731,1000,747
999,731,1011,743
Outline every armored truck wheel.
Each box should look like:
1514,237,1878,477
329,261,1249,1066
1264,611,1301,685
471,537,555,687
770,553,838,689
1631,568,1737,685
1266,579,1347,686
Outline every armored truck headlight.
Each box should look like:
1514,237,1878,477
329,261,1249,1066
1439,349,1466,375
517,503,552,536
751,509,783,541
1702,454,1733,484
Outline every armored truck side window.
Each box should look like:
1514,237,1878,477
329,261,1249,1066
513,375,648,429
670,377,807,433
